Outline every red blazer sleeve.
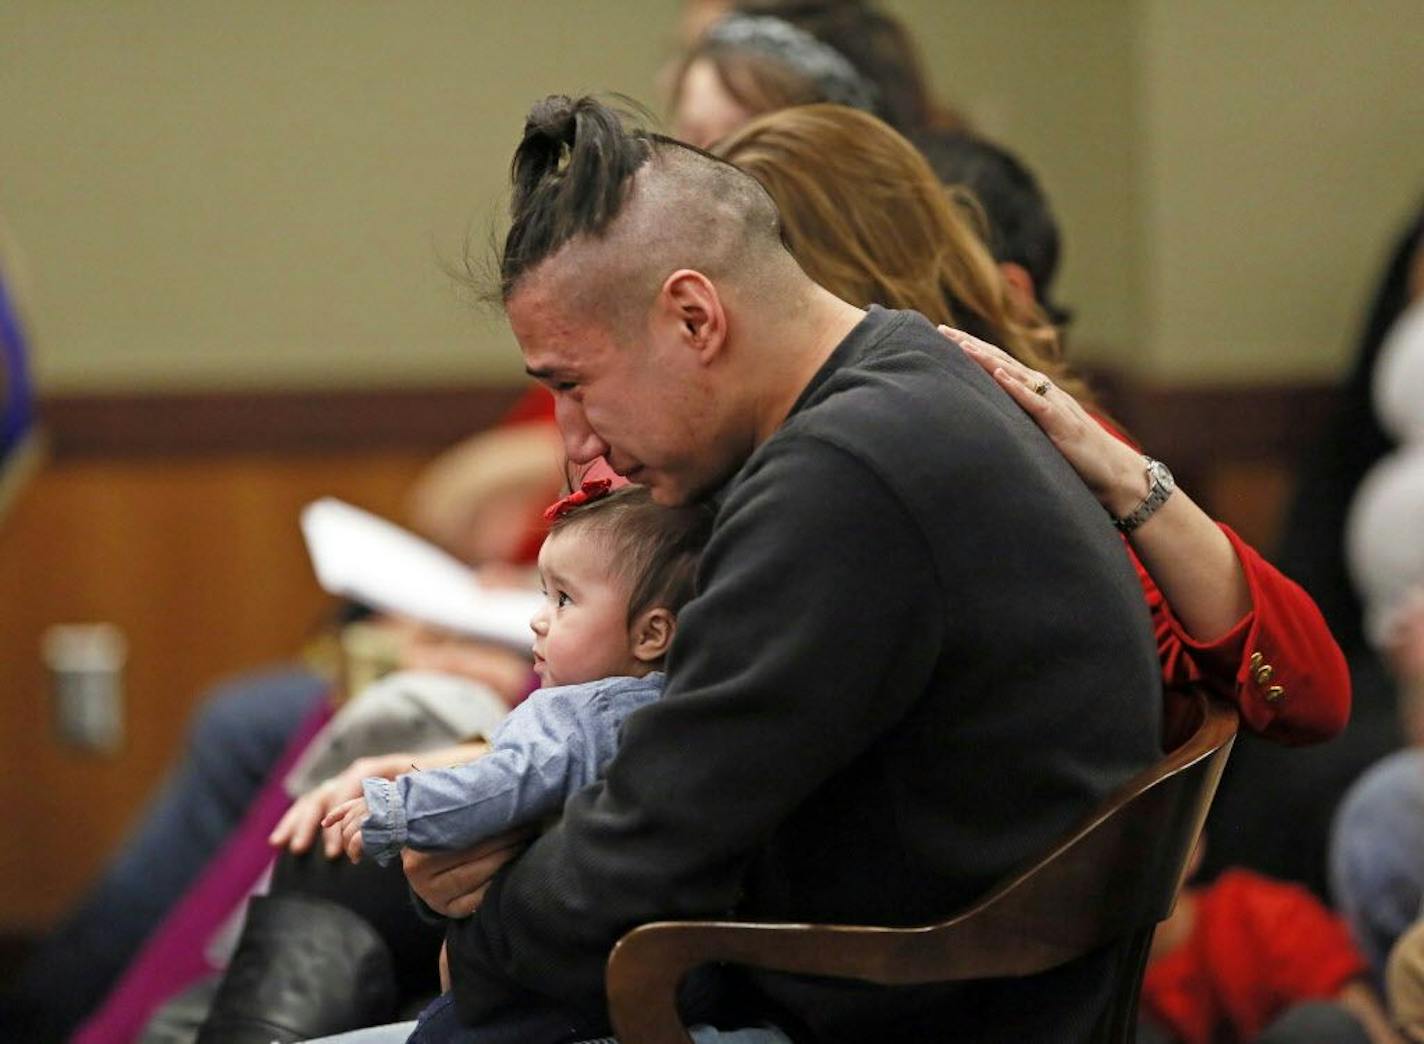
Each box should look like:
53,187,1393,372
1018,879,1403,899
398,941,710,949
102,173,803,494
1099,418,1350,744
1130,533,1350,743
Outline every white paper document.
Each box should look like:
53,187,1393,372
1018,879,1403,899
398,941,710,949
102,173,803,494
300,497,540,650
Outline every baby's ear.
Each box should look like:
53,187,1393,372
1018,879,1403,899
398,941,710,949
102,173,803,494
630,607,676,663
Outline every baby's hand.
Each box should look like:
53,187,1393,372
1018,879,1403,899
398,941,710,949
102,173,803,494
321,797,371,863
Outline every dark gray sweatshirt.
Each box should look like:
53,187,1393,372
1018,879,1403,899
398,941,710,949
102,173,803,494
447,306,1163,1042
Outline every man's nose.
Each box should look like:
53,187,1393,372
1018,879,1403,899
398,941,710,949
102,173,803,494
555,397,610,466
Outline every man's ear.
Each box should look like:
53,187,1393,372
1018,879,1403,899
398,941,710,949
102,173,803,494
630,606,676,664
998,261,1038,313
659,269,727,363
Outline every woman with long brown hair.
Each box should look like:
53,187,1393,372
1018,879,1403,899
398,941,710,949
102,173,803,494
714,103,1087,403
714,103,1350,747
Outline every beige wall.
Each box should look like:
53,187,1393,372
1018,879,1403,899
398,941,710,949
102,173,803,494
886,0,1147,369
1,1,679,392
897,0,1424,381
3,1,1421,392
1137,0,1424,381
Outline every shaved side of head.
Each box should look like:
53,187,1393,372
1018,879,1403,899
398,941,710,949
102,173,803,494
498,95,805,335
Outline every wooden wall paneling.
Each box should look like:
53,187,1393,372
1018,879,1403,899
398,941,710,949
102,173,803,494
1095,376,1332,558
1199,462,1301,556
40,386,525,458
0,450,428,930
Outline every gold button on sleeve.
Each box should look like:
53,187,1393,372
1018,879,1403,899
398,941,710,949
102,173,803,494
1265,685,1285,703
1255,665,1274,685
1249,652,1264,670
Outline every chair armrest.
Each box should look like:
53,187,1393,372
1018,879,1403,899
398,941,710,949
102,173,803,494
606,913,1095,1044
604,690,1238,1044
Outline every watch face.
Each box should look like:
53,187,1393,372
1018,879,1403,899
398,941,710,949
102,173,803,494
1149,458,1175,493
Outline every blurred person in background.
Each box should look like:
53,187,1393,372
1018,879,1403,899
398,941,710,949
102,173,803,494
668,0,963,149
911,129,1074,330
1328,295,1424,997
1277,201,1424,656
1138,839,1393,1044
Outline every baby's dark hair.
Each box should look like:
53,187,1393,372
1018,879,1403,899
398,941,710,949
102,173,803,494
549,486,713,625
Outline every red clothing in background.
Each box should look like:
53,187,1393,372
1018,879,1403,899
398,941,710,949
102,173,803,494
1142,869,1367,1043
499,385,556,427
497,387,559,565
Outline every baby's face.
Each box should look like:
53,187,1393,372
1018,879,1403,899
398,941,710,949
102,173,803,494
530,527,639,688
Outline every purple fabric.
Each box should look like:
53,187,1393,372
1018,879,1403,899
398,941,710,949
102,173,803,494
0,274,35,452
74,696,333,1044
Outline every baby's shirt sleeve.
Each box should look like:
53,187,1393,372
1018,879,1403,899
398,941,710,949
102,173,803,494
360,673,664,865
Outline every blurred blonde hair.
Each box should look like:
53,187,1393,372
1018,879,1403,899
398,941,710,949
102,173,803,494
714,104,1089,404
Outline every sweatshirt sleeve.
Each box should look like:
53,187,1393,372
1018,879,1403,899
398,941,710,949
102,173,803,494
359,677,661,865
445,435,944,1024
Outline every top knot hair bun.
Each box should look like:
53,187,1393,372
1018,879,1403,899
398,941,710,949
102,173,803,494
510,94,583,207
501,95,656,299
524,94,579,146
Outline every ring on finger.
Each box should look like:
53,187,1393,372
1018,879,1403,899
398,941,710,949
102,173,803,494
1032,377,1052,396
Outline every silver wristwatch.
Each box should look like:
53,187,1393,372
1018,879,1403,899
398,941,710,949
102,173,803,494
1112,456,1175,534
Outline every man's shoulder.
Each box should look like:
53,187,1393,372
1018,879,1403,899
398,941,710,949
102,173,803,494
809,310,1012,426
817,307,961,391
772,310,1032,486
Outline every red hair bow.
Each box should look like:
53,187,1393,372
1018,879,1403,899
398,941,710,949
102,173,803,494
543,478,614,522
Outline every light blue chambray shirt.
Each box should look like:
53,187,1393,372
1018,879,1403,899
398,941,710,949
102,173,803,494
361,673,664,865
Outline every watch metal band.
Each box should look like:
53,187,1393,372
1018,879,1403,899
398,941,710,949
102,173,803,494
1112,457,1175,535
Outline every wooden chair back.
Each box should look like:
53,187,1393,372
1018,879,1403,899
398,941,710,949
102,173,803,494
605,688,1238,1043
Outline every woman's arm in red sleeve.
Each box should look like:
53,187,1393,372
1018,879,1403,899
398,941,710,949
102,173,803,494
1093,418,1350,743
1132,520,1350,744
944,331,1349,743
